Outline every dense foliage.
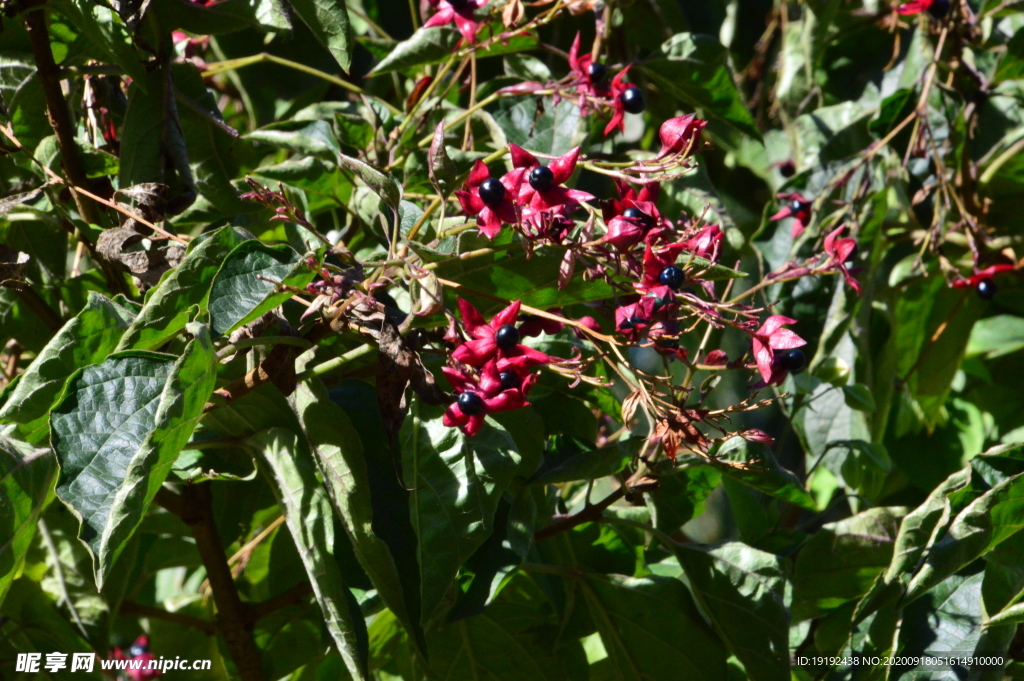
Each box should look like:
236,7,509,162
3,0,1024,679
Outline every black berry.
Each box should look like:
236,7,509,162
129,643,148,657
620,87,645,114
789,199,807,213
928,0,950,19
495,324,520,350
499,371,520,391
777,349,806,374
977,278,997,300
659,265,686,290
529,166,554,192
457,391,485,416
478,178,505,206
588,62,607,84
656,338,679,350
622,206,652,227
779,162,796,178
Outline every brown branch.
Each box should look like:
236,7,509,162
23,4,129,295
534,488,625,542
120,601,217,636
156,485,267,681
248,582,314,621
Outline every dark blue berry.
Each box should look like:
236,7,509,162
457,391,485,416
495,324,520,350
478,178,505,206
659,266,686,290
622,206,651,228
620,87,645,114
779,162,796,178
777,349,806,374
588,62,607,84
499,371,520,391
789,199,807,213
529,166,554,192
977,278,997,300
129,643,148,657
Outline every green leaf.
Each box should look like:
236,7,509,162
580,573,728,681
966,315,1024,359
428,573,588,681
715,437,817,512
674,542,790,681
884,466,980,582
288,0,354,72
245,119,341,159
246,428,368,681
528,436,633,486
207,239,314,336
493,97,584,157
906,472,1024,602
0,436,56,606
996,27,1024,83
647,465,721,537
369,27,460,75
642,33,761,141
117,226,251,351
842,383,876,412
49,326,217,587
792,507,905,620
152,0,291,34
339,153,402,217
289,361,420,646
0,293,135,444
401,400,521,625
51,0,146,84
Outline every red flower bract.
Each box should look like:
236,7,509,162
454,160,524,240
656,114,706,159
451,298,557,370
952,263,1016,289
770,192,813,238
823,225,861,294
750,315,806,384
442,361,536,436
423,0,483,42
510,144,594,213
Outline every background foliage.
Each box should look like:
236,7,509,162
3,0,1024,680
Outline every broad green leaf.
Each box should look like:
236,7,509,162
339,153,402,217
401,400,521,625
428,573,588,681
715,437,817,511
675,542,790,681
369,27,460,75
580,573,728,681
289,360,420,645
49,326,216,587
0,293,135,444
117,226,251,351
885,466,980,582
207,239,314,336
0,436,56,606
172,62,254,215
842,384,876,412
246,427,368,681
995,27,1024,83
1,55,51,152
647,466,721,536
793,507,905,620
289,0,354,72
642,33,761,141
245,119,341,159
906,472,1024,602
528,436,633,486
151,0,291,34
51,0,146,84
493,97,584,157
966,315,1024,359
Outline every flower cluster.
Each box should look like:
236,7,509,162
109,636,160,681
443,299,558,436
